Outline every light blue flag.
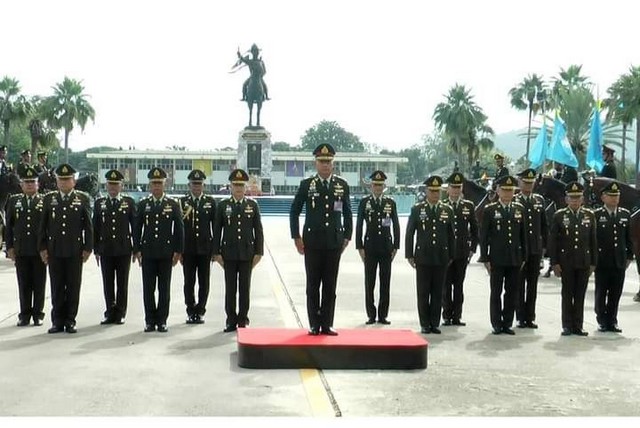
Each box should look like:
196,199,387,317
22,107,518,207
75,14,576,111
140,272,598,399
528,122,548,169
586,106,605,172
548,115,578,168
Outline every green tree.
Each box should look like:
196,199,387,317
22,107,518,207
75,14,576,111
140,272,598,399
508,73,548,162
45,77,95,162
0,76,30,149
27,96,59,155
552,64,590,98
433,84,494,171
605,77,635,179
300,120,365,152
272,141,301,151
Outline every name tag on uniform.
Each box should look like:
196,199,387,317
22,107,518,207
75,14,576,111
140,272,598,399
382,217,392,227
334,201,343,212
494,211,502,219
598,216,607,223
145,204,151,212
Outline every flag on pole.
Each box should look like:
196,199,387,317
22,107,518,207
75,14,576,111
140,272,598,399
586,104,605,173
548,114,578,168
528,121,548,169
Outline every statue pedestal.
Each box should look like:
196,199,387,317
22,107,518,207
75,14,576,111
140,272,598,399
237,127,272,195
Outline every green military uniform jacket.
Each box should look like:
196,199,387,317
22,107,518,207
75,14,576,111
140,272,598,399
290,174,353,250
513,192,548,256
479,201,527,266
405,201,456,266
180,194,217,256
442,197,478,260
593,206,633,269
93,195,136,257
38,190,93,257
213,197,264,261
355,194,400,254
5,193,44,256
548,207,597,269
133,195,184,258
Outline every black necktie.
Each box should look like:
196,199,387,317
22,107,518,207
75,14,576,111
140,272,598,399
323,179,328,189
26,197,31,208
194,198,199,207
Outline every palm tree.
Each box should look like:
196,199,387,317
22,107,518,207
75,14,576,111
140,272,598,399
45,77,95,162
0,76,30,149
605,76,636,179
552,64,591,98
27,96,59,155
433,84,492,172
609,66,640,186
509,74,547,162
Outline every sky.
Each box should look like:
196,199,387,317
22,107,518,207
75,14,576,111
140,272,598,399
4,0,640,154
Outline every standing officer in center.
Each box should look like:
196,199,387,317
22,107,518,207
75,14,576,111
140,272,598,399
5,165,47,326
514,168,548,329
405,175,455,334
290,143,352,336
213,169,264,333
93,169,136,325
441,172,478,327
479,175,527,335
38,163,93,334
180,169,216,324
548,182,597,337
355,170,400,325
133,167,184,333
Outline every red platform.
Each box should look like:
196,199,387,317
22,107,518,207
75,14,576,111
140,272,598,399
237,328,428,370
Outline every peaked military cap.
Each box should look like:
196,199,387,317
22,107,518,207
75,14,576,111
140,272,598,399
565,181,584,196
446,172,465,187
229,168,249,184
187,169,206,182
601,181,621,196
313,143,336,160
21,149,31,156
19,165,38,181
54,163,76,178
495,175,517,189
424,175,443,190
517,168,537,182
147,167,167,181
602,145,615,154
370,170,387,184
494,153,505,161
105,169,125,183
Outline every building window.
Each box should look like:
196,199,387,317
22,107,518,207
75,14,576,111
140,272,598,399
213,159,234,171
102,158,118,170
339,162,357,173
175,159,192,170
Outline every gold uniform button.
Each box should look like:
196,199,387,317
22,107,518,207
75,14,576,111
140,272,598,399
62,231,66,235
325,222,329,226
155,234,158,238
26,231,31,235
112,235,116,239
325,204,329,209
237,228,241,232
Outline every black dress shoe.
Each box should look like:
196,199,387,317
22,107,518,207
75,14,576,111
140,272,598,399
223,324,237,333
115,318,125,325
194,315,205,324
365,318,376,325
491,328,502,335
33,318,42,326
308,327,320,336
144,324,155,333
442,319,452,326
420,327,430,334
157,324,169,333
65,325,77,334
608,325,622,333
452,319,466,326
100,318,114,325
516,321,527,329
597,324,608,332
377,319,391,325
185,315,196,325
17,319,29,327
321,327,338,336
527,321,538,329
430,327,442,334
561,328,572,336
572,328,588,336
502,327,516,335
48,326,64,334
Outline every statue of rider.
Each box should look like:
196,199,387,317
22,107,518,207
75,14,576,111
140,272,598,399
237,44,270,102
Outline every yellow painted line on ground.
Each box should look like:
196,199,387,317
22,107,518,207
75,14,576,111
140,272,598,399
267,249,337,417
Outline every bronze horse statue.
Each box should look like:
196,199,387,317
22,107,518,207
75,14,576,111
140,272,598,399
235,44,269,128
